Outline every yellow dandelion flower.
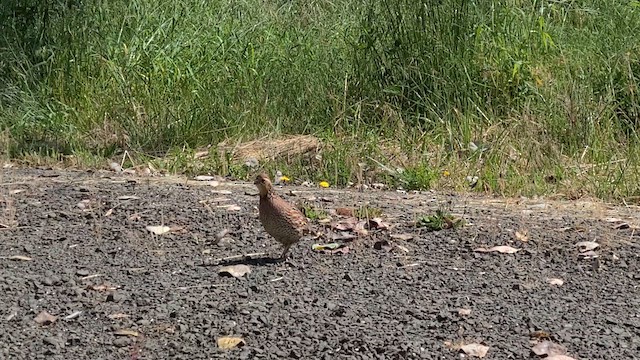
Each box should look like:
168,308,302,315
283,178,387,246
443,170,451,177
279,175,290,183
319,181,330,188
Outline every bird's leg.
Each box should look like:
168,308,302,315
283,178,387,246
279,243,292,260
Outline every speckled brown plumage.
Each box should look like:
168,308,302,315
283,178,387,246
254,173,308,259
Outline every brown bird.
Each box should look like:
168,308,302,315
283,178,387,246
254,173,309,260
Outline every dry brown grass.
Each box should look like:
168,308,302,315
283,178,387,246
217,134,321,163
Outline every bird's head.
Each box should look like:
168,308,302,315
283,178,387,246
254,173,272,196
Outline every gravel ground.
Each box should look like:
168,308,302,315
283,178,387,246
1,168,639,359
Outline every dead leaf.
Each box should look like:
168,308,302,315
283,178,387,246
108,313,130,320
312,243,350,254
474,246,520,254
64,311,83,320
329,231,358,241
576,241,599,252
128,213,141,221
117,195,140,200
390,233,414,241
217,204,241,211
530,330,552,340
546,278,564,286
90,284,118,291
194,175,215,181
217,336,245,349
104,208,114,217
113,329,139,337
218,264,251,278
578,250,599,259
3,255,33,261
215,228,230,242
546,356,577,360
613,222,630,230
458,308,472,316
9,189,25,194
336,207,354,217
460,343,490,358
531,340,567,357
367,217,390,230
373,239,394,252
332,217,357,231
312,243,341,250
146,225,172,235
515,230,528,242
34,311,57,325
605,217,623,223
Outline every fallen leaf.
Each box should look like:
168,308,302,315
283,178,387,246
336,207,354,217
329,231,358,241
515,230,528,242
530,330,552,340
64,311,83,320
605,217,623,223
217,336,245,349
114,329,139,337
212,190,233,195
217,204,241,211
4,255,33,261
34,311,57,325
373,240,394,252
215,228,230,242
117,195,140,200
458,308,472,316
332,217,358,231
146,225,172,235
312,243,349,254
218,264,251,278
390,233,414,241
312,243,341,250
546,356,577,360
104,208,114,217
90,284,118,291
194,175,215,181
613,222,630,230
367,217,390,230
576,241,599,252
109,162,123,172
531,340,567,357
9,189,25,194
108,313,129,320
578,250,599,259
76,199,92,210
474,246,520,254
546,278,564,286
460,343,490,358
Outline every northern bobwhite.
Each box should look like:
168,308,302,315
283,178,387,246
254,173,308,259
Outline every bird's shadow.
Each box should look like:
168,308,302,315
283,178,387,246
209,256,282,267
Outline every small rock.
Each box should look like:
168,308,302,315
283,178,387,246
109,162,123,172
112,337,131,347
76,269,90,277
43,336,62,347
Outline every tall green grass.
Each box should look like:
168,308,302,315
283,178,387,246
1,0,640,199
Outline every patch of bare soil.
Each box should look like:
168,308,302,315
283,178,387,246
1,168,639,359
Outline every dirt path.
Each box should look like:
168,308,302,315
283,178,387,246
1,168,639,359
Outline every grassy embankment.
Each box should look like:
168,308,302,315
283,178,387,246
1,0,640,200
